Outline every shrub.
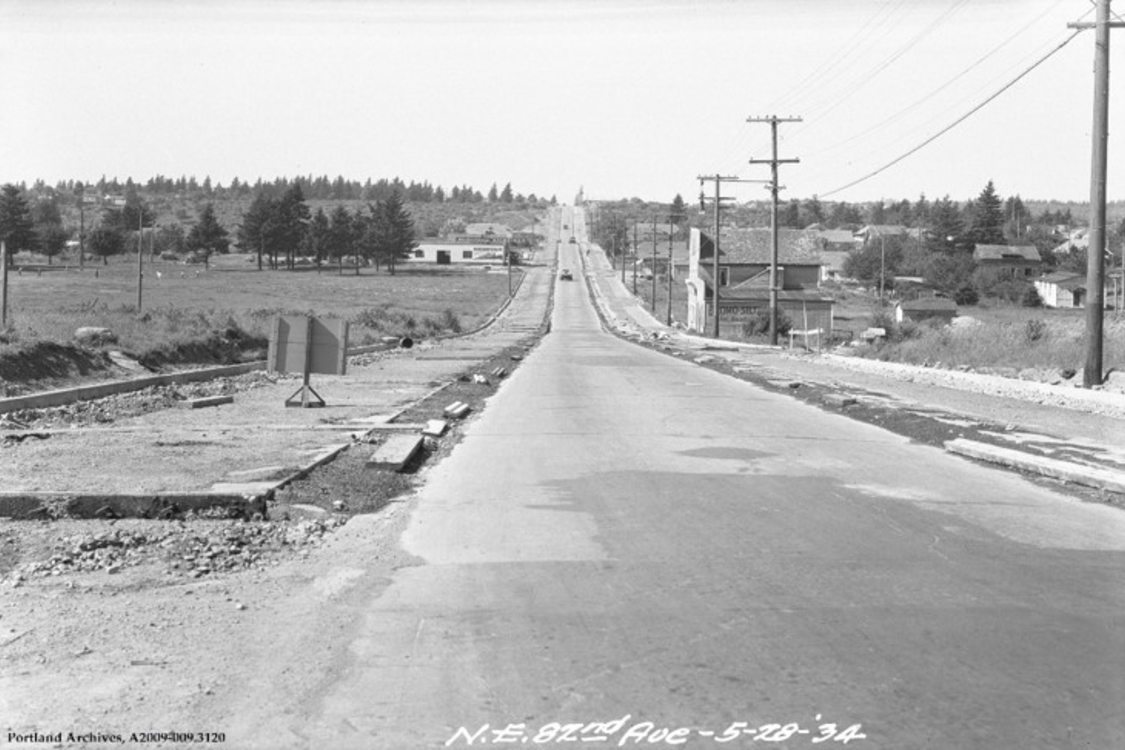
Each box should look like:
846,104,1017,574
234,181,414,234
1024,318,1047,344
741,309,792,338
954,285,979,305
1022,286,1044,308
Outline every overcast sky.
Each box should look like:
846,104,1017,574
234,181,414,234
1,0,1120,205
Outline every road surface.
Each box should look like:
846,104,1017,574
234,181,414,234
7,207,1120,750
272,207,1125,748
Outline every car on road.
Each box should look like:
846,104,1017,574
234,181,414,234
568,236,577,244
559,269,573,281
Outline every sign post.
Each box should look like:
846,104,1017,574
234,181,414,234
268,315,349,408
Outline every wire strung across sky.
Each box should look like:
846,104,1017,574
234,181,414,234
818,28,1084,199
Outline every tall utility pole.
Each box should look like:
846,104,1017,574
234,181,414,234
632,220,638,294
651,215,658,313
748,115,802,345
697,174,741,337
1070,2,1122,386
136,207,144,311
77,183,86,270
1,240,8,327
667,222,674,325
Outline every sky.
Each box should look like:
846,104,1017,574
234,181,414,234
1,0,1121,205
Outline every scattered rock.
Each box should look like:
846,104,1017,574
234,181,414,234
74,327,117,346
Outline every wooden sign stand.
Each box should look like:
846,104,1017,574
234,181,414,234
286,315,325,408
268,315,349,408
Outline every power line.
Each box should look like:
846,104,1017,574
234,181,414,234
804,0,1074,159
819,29,1083,198
791,0,972,138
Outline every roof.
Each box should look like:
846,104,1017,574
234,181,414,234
638,240,690,263
973,244,1041,262
856,224,908,238
699,227,821,264
818,250,850,272
814,229,858,245
1037,271,1085,291
900,297,957,312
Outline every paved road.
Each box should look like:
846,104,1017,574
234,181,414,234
288,207,1125,748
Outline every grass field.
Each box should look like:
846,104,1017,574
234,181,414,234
0,254,520,373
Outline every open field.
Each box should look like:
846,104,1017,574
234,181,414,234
825,287,1125,373
0,254,521,386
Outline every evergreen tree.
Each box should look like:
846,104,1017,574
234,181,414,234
0,184,39,261
487,183,499,202
669,194,687,226
237,192,281,270
327,205,357,273
965,180,1005,246
367,191,416,275
500,182,513,203
184,204,230,267
275,183,310,269
926,196,963,254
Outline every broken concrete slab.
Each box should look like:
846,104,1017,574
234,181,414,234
366,434,424,472
423,419,448,437
945,438,1125,494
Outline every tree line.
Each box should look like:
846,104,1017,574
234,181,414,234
0,180,419,274
17,175,555,208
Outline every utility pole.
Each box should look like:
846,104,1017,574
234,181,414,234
667,221,674,325
880,235,886,303
136,206,144,311
632,220,638,294
748,115,802,345
1,240,7,328
77,183,86,270
697,174,741,338
1070,1,1122,386
651,215,658,313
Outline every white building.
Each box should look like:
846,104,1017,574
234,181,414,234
411,240,507,265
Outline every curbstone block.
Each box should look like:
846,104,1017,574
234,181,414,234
366,434,424,472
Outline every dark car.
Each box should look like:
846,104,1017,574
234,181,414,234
559,269,573,281
568,236,577,244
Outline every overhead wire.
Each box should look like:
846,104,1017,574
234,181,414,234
790,0,972,139
767,0,906,115
818,28,1084,198
802,0,1072,159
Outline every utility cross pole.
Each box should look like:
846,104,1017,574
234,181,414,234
748,115,802,345
1070,1,1123,387
697,174,750,338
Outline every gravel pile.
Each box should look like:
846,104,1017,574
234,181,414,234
7,516,346,583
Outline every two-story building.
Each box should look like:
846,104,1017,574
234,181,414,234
685,227,833,338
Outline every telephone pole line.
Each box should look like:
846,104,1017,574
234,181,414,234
1070,1,1122,387
748,115,802,345
697,174,754,338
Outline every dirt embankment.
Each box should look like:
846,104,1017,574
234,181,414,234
0,329,268,397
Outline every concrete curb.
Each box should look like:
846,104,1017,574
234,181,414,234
0,362,266,414
945,437,1125,494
